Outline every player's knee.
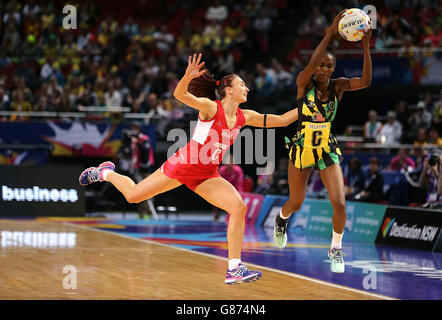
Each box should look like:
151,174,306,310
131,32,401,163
332,198,346,214
126,193,141,204
234,201,247,216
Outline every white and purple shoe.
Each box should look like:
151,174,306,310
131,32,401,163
328,247,345,273
79,161,115,186
225,263,262,285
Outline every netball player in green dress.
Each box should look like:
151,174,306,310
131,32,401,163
273,10,372,273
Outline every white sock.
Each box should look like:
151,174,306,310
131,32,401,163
228,259,241,270
102,169,112,181
279,209,288,220
331,230,343,249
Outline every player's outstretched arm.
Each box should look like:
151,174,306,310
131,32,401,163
335,27,373,93
296,10,346,88
173,53,217,117
243,108,298,128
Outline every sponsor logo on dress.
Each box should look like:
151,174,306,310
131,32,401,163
312,112,325,122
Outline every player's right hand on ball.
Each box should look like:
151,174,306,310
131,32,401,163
328,9,347,35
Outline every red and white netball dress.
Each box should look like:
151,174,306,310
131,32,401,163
162,100,245,190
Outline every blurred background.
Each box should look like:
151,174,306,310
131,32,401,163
0,0,441,218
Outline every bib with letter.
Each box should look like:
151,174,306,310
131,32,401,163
303,121,331,149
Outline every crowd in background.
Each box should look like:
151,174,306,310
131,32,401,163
0,0,288,130
362,90,442,146
287,0,442,58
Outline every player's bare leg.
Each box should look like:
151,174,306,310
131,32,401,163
194,177,262,284
319,163,346,273
80,163,181,203
274,162,312,248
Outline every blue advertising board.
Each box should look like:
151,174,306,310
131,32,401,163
256,195,387,243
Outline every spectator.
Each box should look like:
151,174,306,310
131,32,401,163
439,155,442,197
271,158,289,195
376,111,402,144
123,17,139,39
428,126,442,146
165,98,185,121
146,92,168,118
254,63,275,96
398,34,417,58
394,100,409,129
0,50,11,68
345,157,365,200
0,87,11,111
115,77,129,100
11,90,32,114
76,89,95,107
422,38,435,57
41,5,56,31
253,9,273,52
363,110,382,143
126,76,147,112
49,89,61,111
166,72,179,99
354,157,384,202
422,91,434,113
216,51,235,74
77,27,92,52
21,33,42,62
375,31,393,49
34,94,49,112
40,60,54,82
409,101,432,131
104,81,122,108
254,160,275,194
389,148,416,172
58,90,72,112
153,25,175,53
254,174,274,194
3,3,21,26
23,0,41,17
414,127,428,147
269,59,293,93
432,89,442,125
253,8,273,34
143,56,160,78
411,146,428,170
48,75,62,96
2,21,21,56
99,16,118,34
419,151,442,209
205,0,228,22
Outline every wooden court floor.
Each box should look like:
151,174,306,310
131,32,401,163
0,220,385,300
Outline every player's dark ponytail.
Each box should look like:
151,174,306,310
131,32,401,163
188,67,239,100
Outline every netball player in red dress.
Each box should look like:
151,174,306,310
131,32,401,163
80,53,299,284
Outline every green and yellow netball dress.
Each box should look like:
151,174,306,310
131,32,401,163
286,79,343,170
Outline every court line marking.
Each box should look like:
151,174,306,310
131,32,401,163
63,221,396,300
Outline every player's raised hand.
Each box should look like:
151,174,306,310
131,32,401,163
363,22,373,47
184,53,206,79
328,9,347,35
